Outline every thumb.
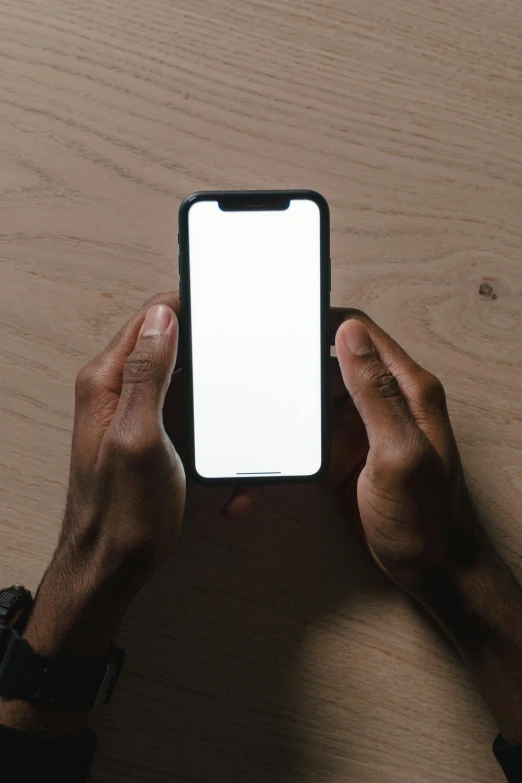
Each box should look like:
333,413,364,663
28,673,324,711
115,305,179,427
335,318,418,451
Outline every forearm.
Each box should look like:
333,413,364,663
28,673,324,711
422,547,522,744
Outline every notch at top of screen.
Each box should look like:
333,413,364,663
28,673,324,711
218,193,290,212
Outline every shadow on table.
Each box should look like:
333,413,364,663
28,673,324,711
92,480,389,783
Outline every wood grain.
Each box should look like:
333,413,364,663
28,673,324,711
1,0,521,780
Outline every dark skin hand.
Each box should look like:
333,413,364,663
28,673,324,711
331,308,486,594
217,305,522,746
1,296,521,750
333,312,522,746
0,293,255,733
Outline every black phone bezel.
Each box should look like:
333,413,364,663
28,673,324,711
178,189,331,485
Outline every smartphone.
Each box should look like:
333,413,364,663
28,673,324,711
178,190,330,484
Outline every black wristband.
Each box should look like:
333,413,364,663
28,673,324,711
0,629,124,708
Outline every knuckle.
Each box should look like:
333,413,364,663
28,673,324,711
377,436,435,480
414,371,447,410
124,350,161,386
107,428,162,465
75,363,100,403
402,440,434,474
364,362,402,400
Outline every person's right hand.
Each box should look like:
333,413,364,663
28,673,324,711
334,312,494,602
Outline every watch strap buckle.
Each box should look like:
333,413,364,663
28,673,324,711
95,644,125,707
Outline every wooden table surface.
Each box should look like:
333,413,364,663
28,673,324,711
1,1,521,780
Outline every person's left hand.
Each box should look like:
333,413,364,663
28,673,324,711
26,292,265,660
25,294,188,660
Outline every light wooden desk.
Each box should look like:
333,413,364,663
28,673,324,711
1,1,521,780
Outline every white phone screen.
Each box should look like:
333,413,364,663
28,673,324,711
188,198,323,479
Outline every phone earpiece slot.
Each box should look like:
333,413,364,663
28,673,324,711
218,194,290,211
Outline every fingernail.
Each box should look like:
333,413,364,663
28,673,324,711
340,319,374,356
140,305,172,337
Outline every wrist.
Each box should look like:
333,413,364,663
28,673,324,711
419,546,522,650
25,555,128,661
0,587,123,735
420,546,522,745
0,564,117,735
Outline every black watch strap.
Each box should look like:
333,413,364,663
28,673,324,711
0,629,124,708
